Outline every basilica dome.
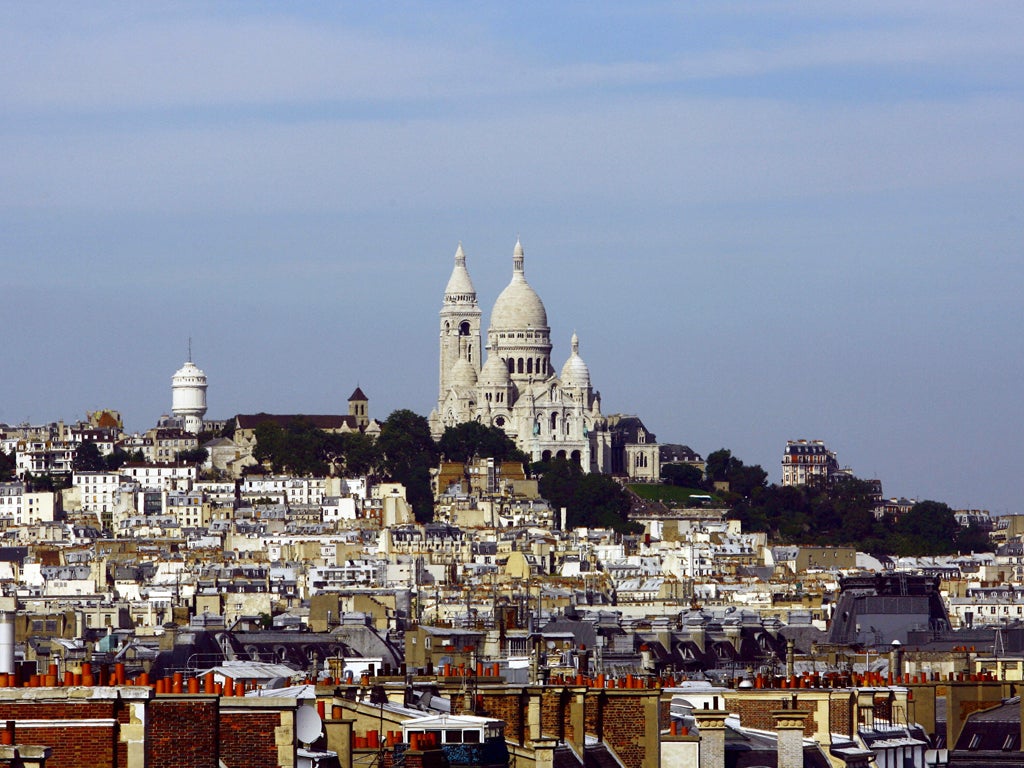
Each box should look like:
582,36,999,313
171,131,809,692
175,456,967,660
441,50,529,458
450,357,478,388
560,333,591,389
479,348,511,387
489,240,548,332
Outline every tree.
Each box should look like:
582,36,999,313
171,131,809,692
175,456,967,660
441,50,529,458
438,422,527,465
570,473,638,533
704,448,767,498
891,500,960,556
73,442,105,472
0,451,14,481
537,458,638,533
253,418,330,476
705,449,736,484
537,457,582,515
333,432,381,477
661,463,703,488
377,410,439,523
176,448,209,465
956,522,993,554
104,447,131,471
729,463,768,498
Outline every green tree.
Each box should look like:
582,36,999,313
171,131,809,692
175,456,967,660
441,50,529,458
705,449,736,484
703,448,767,498
729,463,768,498
253,421,287,471
24,472,69,492
253,418,331,476
73,442,106,472
536,457,582,515
891,500,960,556
377,410,439,523
176,447,209,465
438,422,527,465
956,522,993,554
332,432,381,477
104,447,131,471
0,451,15,481
537,458,638,533
661,463,704,488
571,473,638,533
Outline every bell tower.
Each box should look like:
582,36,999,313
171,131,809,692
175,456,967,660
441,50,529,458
438,243,481,403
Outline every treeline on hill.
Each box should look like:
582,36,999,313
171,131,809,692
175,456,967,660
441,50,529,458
248,413,636,532
535,457,639,535
695,449,993,557
250,412,530,525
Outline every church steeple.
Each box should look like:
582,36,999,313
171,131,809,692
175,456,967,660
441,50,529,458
438,243,482,416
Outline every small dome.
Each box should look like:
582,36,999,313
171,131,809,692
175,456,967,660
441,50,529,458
490,240,547,331
560,333,591,389
444,243,476,299
479,350,511,387
450,357,478,388
173,360,207,383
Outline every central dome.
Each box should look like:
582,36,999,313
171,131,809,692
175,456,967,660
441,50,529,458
489,240,548,331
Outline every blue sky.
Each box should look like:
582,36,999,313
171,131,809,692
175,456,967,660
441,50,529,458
2,2,1022,513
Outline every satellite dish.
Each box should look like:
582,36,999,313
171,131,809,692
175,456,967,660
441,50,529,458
296,705,323,746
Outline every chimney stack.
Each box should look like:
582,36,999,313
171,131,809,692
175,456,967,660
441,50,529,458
694,709,729,768
772,709,810,768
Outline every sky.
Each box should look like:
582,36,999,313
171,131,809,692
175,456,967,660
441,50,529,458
1,2,1022,513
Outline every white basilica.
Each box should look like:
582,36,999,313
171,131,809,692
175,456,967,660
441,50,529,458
429,240,616,473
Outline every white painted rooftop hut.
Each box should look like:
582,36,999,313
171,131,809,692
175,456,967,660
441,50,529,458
401,713,504,745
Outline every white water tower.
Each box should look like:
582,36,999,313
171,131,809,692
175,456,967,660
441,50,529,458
172,352,208,434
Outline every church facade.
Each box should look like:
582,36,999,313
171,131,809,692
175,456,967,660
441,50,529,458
430,241,614,473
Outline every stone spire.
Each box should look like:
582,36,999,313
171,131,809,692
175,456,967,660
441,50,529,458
513,238,525,275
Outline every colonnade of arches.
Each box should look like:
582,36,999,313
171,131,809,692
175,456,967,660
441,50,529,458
505,356,548,375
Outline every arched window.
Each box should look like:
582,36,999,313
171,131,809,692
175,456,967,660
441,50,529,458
459,321,470,336
551,413,558,432
517,358,524,374
527,358,533,374
507,359,514,374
